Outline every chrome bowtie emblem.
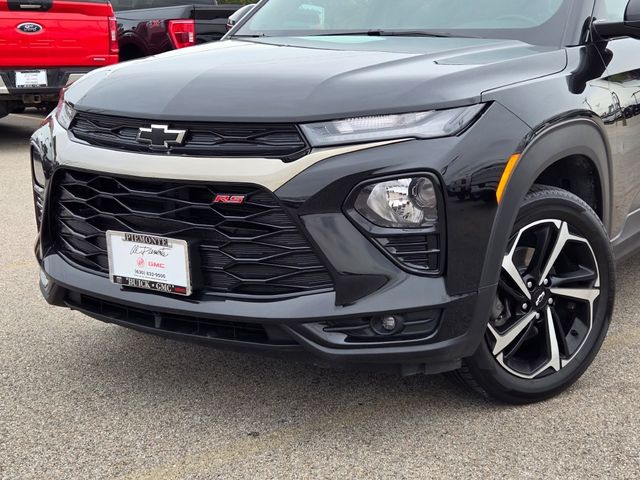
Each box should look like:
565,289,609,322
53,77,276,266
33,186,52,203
535,291,546,307
137,124,187,149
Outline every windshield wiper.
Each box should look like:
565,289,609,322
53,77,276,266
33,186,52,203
233,30,475,40
313,30,472,38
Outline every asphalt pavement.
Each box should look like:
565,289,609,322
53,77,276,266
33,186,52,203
1,113,639,479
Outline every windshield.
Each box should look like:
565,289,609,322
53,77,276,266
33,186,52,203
234,0,576,46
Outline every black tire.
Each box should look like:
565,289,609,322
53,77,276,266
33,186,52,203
456,185,615,404
0,101,9,119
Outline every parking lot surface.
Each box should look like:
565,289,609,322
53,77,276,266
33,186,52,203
1,113,639,480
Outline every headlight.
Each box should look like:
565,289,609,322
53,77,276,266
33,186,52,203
354,177,438,229
31,148,46,187
300,104,485,147
55,92,76,130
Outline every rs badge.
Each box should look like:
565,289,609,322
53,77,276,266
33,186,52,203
214,195,246,204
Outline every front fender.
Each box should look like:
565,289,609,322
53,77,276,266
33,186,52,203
479,116,612,289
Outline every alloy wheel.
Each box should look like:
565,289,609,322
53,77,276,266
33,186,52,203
488,219,601,379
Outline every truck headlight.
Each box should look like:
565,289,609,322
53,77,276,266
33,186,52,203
55,93,76,130
354,177,438,229
300,104,485,147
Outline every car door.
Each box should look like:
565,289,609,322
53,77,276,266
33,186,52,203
598,0,640,240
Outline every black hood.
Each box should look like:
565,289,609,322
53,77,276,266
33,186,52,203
68,36,567,122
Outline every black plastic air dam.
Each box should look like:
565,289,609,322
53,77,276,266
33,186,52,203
39,253,492,367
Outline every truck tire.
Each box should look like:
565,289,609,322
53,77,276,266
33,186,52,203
0,102,8,119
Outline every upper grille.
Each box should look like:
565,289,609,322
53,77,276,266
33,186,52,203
70,112,310,161
51,170,334,297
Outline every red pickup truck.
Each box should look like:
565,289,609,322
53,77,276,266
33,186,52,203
0,0,119,119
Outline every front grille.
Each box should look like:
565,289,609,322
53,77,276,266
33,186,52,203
52,170,334,297
375,234,441,273
66,292,295,345
70,112,310,161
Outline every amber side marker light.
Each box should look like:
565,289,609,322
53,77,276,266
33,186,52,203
496,153,521,204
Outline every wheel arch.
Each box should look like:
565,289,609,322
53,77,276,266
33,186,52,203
117,35,148,61
479,116,613,290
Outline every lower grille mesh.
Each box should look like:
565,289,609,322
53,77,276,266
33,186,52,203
52,170,334,296
65,292,293,345
375,234,441,273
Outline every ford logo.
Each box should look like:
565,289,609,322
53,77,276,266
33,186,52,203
17,23,43,34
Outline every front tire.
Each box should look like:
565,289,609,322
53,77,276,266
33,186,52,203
460,185,615,404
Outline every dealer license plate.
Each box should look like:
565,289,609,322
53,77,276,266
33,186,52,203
15,70,48,88
106,231,192,296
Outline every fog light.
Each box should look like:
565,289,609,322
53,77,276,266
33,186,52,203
354,177,438,228
371,315,404,335
381,316,397,331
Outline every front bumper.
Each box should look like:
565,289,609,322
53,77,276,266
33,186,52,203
39,252,494,373
31,102,532,373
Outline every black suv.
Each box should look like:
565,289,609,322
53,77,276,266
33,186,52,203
31,0,640,403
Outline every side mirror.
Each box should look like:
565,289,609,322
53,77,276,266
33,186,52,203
226,4,256,31
593,0,640,39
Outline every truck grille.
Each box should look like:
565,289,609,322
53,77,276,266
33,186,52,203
70,112,310,161
51,170,334,297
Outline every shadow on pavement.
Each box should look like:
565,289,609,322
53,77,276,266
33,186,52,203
65,323,493,419
0,113,47,148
